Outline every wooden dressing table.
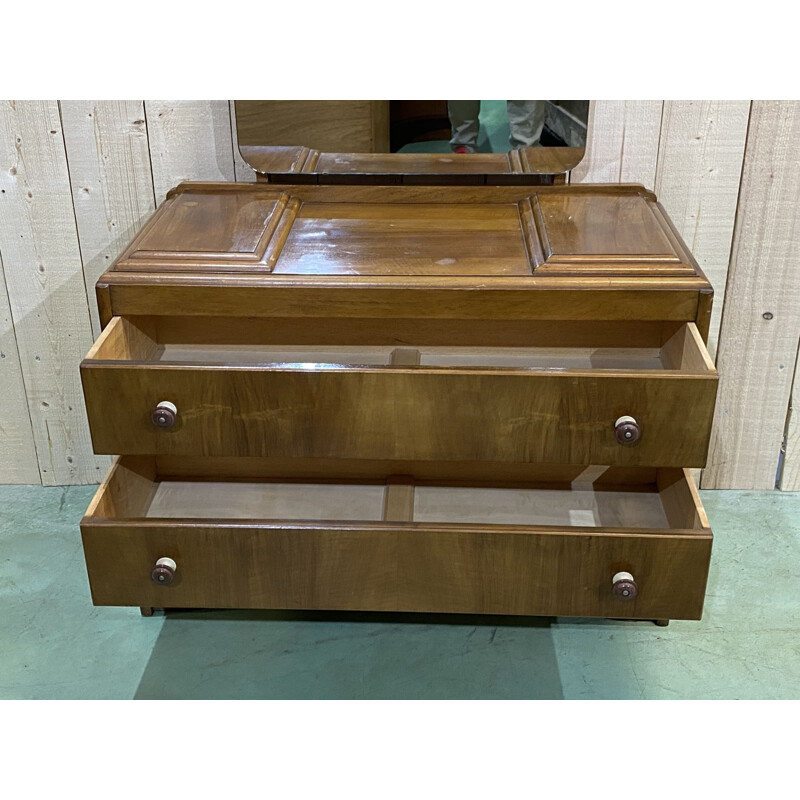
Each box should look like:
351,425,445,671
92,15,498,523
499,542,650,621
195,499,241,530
79,145,716,624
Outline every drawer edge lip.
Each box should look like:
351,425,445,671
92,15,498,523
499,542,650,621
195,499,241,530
80,361,721,380
680,466,712,529
81,317,717,378
81,461,713,539
685,321,717,374
80,515,713,540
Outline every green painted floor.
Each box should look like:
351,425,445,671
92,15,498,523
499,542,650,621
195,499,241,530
1,485,798,699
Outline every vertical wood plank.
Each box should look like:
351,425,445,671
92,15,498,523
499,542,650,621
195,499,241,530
781,347,800,489
0,100,107,485
60,101,156,337
229,101,257,183
145,100,236,203
0,252,40,483
702,101,800,490
654,101,750,360
570,100,664,187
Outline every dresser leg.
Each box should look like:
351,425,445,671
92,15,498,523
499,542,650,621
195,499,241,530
654,619,670,627
140,606,155,617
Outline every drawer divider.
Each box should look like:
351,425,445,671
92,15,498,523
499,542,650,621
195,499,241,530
390,347,421,366
383,476,416,522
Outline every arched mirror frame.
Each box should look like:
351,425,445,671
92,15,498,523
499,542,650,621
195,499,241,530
234,101,588,186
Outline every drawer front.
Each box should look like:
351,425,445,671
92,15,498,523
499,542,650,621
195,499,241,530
82,521,711,621
82,364,716,466
82,316,717,465
81,458,713,621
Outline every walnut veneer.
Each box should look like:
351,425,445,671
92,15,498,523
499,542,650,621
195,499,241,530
80,180,717,622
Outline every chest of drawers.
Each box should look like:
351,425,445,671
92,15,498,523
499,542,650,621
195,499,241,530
79,181,717,623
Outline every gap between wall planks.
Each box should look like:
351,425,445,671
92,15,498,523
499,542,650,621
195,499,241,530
703,101,800,490
782,348,800,489
0,249,40,483
60,101,157,339
574,102,750,357
652,101,750,489
654,101,750,362
0,100,106,485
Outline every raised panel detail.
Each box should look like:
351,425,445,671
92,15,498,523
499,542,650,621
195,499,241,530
116,191,299,273
532,193,699,276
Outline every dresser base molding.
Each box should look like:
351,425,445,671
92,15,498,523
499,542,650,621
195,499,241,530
137,606,672,626
82,458,712,622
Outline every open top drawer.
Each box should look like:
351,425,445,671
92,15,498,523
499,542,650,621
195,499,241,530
81,316,718,466
81,457,713,620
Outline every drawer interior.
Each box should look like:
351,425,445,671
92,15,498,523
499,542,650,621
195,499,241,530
85,316,715,374
147,481,386,521
87,457,710,533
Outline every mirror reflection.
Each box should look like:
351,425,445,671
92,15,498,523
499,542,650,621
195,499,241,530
235,100,588,155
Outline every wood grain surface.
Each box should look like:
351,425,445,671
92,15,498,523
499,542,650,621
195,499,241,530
0,252,39,482
703,101,800,489
94,182,711,329
144,101,236,203
81,317,717,465
60,101,156,336
235,101,390,153
570,101,664,186
1,100,791,489
108,182,701,279
238,144,586,183
783,349,800,490
81,520,711,620
81,459,712,620
0,100,107,485
654,101,750,360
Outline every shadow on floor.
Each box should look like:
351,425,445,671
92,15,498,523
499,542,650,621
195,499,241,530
134,608,564,700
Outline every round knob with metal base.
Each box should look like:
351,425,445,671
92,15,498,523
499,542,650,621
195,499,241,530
151,557,177,586
612,571,638,601
151,401,178,429
614,415,640,445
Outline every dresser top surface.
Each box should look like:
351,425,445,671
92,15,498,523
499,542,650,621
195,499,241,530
105,182,708,287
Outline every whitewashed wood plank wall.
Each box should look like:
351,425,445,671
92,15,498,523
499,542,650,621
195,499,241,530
1,99,799,489
0,101,105,485
702,101,800,490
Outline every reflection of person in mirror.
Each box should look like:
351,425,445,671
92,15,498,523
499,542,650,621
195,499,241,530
448,101,545,153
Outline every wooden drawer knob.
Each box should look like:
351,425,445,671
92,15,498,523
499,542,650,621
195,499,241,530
151,557,177,586
612,571,638,601
614,415,640,445
151,401,177,429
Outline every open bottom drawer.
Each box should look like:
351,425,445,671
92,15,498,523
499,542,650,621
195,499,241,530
81,458,713,620
81,316,718,466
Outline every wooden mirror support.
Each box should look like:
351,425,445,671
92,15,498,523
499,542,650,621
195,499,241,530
234,101,587,186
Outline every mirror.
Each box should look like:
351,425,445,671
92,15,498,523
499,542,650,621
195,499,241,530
234,100,589,182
